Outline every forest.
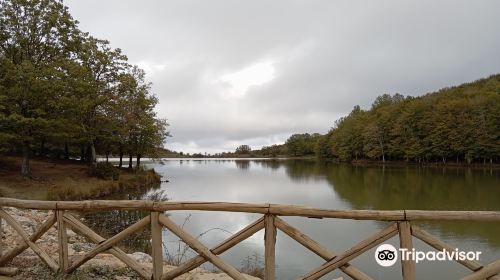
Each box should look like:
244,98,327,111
0,0,169,177
2,0,498,176
253,74,500,164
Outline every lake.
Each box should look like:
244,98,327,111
139,159,500,280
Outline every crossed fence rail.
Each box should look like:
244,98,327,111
0,198,499,280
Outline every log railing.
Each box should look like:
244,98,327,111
0,198,499,280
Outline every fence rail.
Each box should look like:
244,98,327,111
0,198,499,280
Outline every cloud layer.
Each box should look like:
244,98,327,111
66,0,500,153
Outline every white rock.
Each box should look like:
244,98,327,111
128,251,152,263
186,272,260,280
67,229,77,238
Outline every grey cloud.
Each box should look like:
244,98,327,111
66,0,500,153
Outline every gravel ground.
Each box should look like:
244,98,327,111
0,207,260,280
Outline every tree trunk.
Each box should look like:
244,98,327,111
89,143,96,165
106,153,109,163
21,141,31,177
118,145,123,168
379,137,385,163
466,154,472,164
136,154,141,167
39,138,45,157
80,145,85,161
128,154,133,169
86,145,91,163
64,143,69,160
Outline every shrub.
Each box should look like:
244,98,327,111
47,167,161,201
47,178,119,200
240,252,264,278
91,162,119,180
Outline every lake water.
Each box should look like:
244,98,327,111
141,159,500,280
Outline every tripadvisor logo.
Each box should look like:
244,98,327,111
375,244,482,267
375,244,398,267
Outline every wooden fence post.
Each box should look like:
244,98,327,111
264,214,276,280
57,210,69,272
0,210,3,257
398,221,415,280
151,212,163,280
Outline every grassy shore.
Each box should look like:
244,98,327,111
0,156,161,200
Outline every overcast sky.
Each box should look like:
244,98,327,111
65,0,500,154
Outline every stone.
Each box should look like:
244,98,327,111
128,252,152,263
2,208,262,280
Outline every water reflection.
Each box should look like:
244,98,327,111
83,210,152,254
252,160,500,247
235,160,251,170
81,184,161,254
148,159,499,279
253,160,500,208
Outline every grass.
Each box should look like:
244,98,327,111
0,156,161,200
47,168,161,200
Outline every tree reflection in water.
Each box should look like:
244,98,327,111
253,159,500,247
82,160,500,254
235,160,251,170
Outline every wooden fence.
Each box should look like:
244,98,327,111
0,197,499,280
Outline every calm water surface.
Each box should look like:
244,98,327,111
141,159,500,280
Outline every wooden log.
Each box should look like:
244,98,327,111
0,212,56,266
153,202,270,214
299,223,399,280
0,198,57,210
66,215,150,274
0,267,18,276
411,225,500,280
0,209,59,272
0,199,269,213
151,212,163,280
158,214,246,280
1,198,498,222
57,210,69,272
162,216,265,280
264,215,276,280
274,217,372,280
405,210,500,222
270,205,405,221
274,216,334,259
0,211,3,257
398,221,415,280
63,213,151,279
461,260,500,280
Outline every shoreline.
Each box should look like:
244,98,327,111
148,156,500,170
0,156,162,201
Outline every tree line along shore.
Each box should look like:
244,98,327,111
1,0,499,182
207,75,498,165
